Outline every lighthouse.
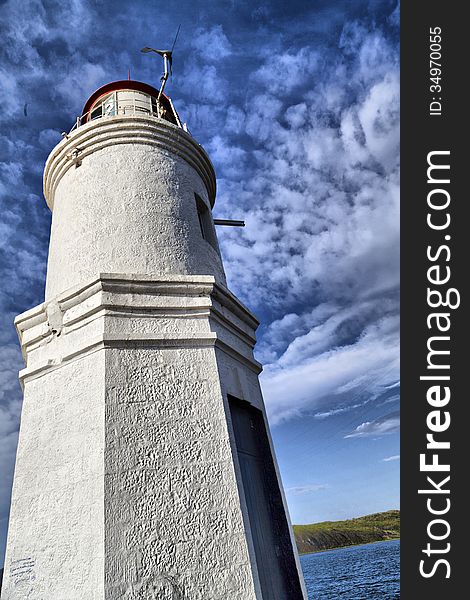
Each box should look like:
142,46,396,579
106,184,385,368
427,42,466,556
3,75,307,599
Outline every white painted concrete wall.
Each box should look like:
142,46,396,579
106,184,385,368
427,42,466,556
43,117,225,300
2,351,105,599
3,276,264,599
104,346,257,599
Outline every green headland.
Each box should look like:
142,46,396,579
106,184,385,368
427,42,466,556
293,509,400,554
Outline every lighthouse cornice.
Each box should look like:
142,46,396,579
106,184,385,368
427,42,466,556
14,273,262,387
43,115,217,210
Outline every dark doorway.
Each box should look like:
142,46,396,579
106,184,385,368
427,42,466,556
228,396,304,600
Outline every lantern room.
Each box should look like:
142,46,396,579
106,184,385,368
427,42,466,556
80,79,183,128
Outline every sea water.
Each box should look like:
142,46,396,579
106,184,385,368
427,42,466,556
299,539,400,599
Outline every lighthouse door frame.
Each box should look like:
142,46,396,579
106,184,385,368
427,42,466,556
228,395,304,600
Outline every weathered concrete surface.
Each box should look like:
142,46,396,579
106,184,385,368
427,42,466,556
3,351,105,599
104,347,255,599
2,276,260,599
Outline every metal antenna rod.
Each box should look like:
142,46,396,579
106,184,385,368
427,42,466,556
171,24,181,54
157,52,171,101
214,219,245,227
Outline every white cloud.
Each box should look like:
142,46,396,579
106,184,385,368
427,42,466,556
38,129,62,149
344,412,400,439
358,72,400,170
382,455,400,462
255,302,339,363
0,0,98,121
179,63,228,104
261,316,399,424
192,25,232,61
314,400,369,419
208,19,400,426
245,94,283,142
287,483,328,495
379,393,400,406
54,62,108,112
0,345,23,521
206,135,247,179
253,47,321,95
285,103,308,129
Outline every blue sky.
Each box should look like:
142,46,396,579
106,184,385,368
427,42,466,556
0,0,399,564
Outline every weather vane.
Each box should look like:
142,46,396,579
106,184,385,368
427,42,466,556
141,24,181,102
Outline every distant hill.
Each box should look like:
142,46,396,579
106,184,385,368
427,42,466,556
293,509,400,554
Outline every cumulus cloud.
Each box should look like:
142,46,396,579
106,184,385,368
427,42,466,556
208,11,400,427
191,25,232,61
179,63,228,104
261,316,399,424
253,47,321,96
358,72,400,170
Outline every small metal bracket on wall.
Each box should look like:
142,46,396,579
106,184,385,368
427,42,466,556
67,147,83,168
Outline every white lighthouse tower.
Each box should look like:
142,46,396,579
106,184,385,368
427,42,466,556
3,75,307,599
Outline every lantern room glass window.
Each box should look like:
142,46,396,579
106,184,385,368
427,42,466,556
87,89,178,126
90,93,117,120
